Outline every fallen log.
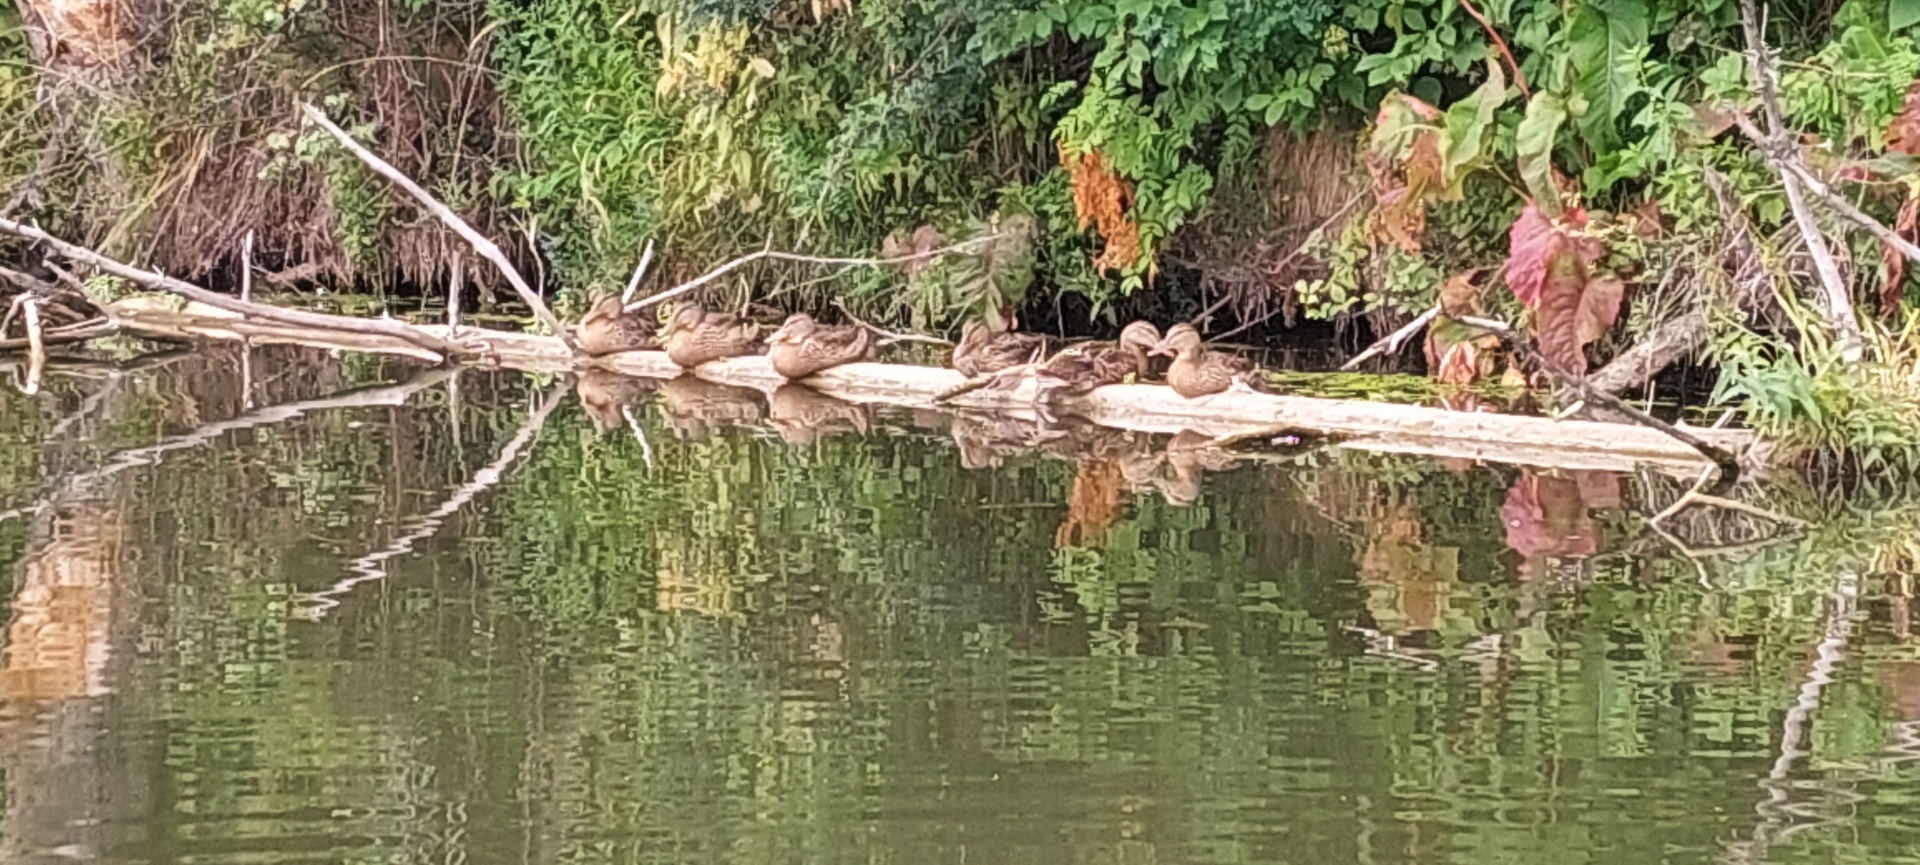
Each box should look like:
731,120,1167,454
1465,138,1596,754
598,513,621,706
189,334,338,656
98,300,1755,475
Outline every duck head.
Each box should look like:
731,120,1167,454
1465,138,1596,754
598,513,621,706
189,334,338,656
767,313,818,346
1149,323,1203,358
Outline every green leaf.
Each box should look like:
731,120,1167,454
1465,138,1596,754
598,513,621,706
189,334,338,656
1516,91,1567,210
1897,0,1920,31
1567,0,1647,152
1440,57,1508,196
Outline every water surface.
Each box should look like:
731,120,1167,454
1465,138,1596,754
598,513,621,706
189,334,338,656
0,346,1915,865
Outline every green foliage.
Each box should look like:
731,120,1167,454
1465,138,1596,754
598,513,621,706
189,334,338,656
1712,310,1920,474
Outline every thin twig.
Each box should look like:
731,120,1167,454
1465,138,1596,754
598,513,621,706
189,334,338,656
1340,305,1439,370
1456,0,1530,97
0,320,119,351
621,239,656,304
299,103,571,348
0,215,465,359
832,299,953,346
626,234,1007,313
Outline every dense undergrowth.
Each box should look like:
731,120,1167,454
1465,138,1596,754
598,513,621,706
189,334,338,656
8,0,1920,467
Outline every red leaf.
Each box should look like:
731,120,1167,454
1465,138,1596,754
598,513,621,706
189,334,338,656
1503,201,1596,306
1503,202,1559,307
1887,79,1920,155
1885,193,1918,317
1534,243,1591,373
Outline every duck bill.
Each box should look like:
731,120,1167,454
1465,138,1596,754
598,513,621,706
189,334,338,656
1147,341,1174,358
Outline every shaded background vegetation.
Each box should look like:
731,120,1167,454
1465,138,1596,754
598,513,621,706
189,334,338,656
7,0,1920,329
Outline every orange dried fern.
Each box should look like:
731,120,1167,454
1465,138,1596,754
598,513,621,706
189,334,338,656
1060,144,1143,273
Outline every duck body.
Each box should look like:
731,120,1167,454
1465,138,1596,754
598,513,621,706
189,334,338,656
662,303,761,368
766,313,875,380
1038,321,1164,394
1150,323,1264,398
951,321,1048,377
574,292,658,356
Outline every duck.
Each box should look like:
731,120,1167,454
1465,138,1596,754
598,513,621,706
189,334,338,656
765,313,875,380
950,320,1049,378
573,291,658,356
1149,323,1267,398
1035,320,1164,395
661,302,761,369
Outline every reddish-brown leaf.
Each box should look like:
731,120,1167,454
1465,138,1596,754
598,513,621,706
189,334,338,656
1433,341,1484,385
1504,201,1595,306
1885,193,1919,317
1436,268,1483,317
1533,242,1591,373
1887,79,1920,155
1577,275,1624,347
1366,93,1447,254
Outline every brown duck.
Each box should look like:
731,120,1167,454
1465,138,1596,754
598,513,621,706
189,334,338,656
573,291,658,356
661,302,761,369
950,320,1048,378
766,313,875,380
1150,323,1266,398
1035,320,1164,395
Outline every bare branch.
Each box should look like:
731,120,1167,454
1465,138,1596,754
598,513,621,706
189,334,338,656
621,239,655,304
1340,305,1438,371
1737,0,1863,352
0,215,466,358
299,103,571,347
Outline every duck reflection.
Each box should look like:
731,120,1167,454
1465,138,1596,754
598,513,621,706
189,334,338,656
656,376,766,440
573,369,654,433
948,411,1063,470
768,385,870,446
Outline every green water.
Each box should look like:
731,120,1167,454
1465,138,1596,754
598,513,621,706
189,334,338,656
1,346,1918,865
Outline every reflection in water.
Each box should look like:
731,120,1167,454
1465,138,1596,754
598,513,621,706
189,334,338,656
2,349,1920,864
767,384,869,446
657,375,765,439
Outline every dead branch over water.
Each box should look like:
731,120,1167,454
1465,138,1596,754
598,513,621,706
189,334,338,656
0,216,468,359
299,103,570,347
